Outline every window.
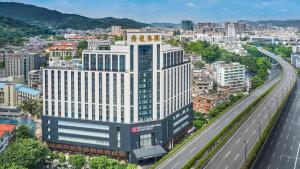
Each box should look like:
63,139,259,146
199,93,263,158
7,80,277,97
97,54,103,70
84,54,89,70
112,55,118,71
119,55,125,71
91,54,96,70
157,44,160,69
130,45,134,71
139,133,153,148
105,54,111,71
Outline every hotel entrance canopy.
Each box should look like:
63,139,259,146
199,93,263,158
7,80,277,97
133,145,166,160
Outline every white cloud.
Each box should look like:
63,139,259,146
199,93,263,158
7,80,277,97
186,2,196,7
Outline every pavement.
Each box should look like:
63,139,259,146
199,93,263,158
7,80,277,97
203,48,297,169
155,48,285,169
253,78,300,169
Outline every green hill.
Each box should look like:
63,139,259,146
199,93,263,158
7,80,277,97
0,2,149,30
0,16,52,46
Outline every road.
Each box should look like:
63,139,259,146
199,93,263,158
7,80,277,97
155,50,282,169
203,48,297,169
253,78,300,169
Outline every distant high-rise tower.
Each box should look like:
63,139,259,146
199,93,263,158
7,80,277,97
227,22,236,37
181,20,194,31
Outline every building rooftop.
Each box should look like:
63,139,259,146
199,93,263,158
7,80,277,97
0,83,40,96
0,124,16,138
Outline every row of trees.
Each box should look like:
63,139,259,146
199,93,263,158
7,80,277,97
49,152,137,169
1,124,137,169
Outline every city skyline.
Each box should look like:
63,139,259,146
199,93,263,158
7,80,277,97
4,0,300,23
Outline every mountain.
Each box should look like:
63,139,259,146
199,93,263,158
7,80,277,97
151,23,179,28
0,16,52,46
241,19,300,28
0,2,149,30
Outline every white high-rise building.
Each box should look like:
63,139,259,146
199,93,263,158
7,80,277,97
42,32,192,163
227,22,236,37
216,62,245,88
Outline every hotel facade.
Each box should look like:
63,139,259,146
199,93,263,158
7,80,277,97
42,32,193,162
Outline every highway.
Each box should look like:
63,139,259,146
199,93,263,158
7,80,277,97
253,78,300,169
155,49,283,169
203,48,297,169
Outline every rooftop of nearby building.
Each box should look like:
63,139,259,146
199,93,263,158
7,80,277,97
0,124,16,138
0,82,40,96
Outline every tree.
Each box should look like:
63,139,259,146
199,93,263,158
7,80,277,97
76,41,88,57
58,153,66,163
0,163,27,169
16,125,34,139
0,139,49,169
88,156,108,169
69,154,86,169
18,99,42,117
193,61,204,69
251,76,264,89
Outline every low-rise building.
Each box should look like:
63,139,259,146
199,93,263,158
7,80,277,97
28,70,42,89
216,62,246,92
45,41,77,59
291,54,300,68
193,94,219,114
0,83,41,107
0,124,16,153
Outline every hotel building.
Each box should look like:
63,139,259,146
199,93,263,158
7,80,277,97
42,32,192,162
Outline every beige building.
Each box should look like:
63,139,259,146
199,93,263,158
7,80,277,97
0,83,41,107
111,26,123,36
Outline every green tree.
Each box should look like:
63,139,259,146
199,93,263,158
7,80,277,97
193,120,204,129
58,153,66,163
18,99,42,117
251,76,264,89
193,61,204,69
88,156,108,169
0,163,27,169
16,125,34,139
0,139,49,169
69,154,86,169
76,41,88,57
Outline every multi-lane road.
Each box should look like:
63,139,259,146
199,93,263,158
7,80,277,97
253,79,300,169
203,48,297,169
155,49,287,169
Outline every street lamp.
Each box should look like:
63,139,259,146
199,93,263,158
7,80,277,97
243,140,248,162
258,121,261,140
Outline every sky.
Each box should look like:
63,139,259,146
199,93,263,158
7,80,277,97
4,0,300,23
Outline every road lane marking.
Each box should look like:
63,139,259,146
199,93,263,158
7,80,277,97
234,153,240,160
294,142,300,169
235,138,241,145
225,151,231,158
191,146,198,153
294,136,296,141
252,130,256,136
244,128,249,134
284,144,286,149
287,134,290,139
172,161,180,169
291,145,293,151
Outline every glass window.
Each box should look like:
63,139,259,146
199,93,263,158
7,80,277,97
119,55,125,72
105,54,111,71
91,54,96,70
97,54,103,70
157,44,160,69
139,133,153,148
130,45,134,71
112,55,118,71
83,54,89,70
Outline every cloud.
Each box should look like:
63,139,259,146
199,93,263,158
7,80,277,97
186,2,196,7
